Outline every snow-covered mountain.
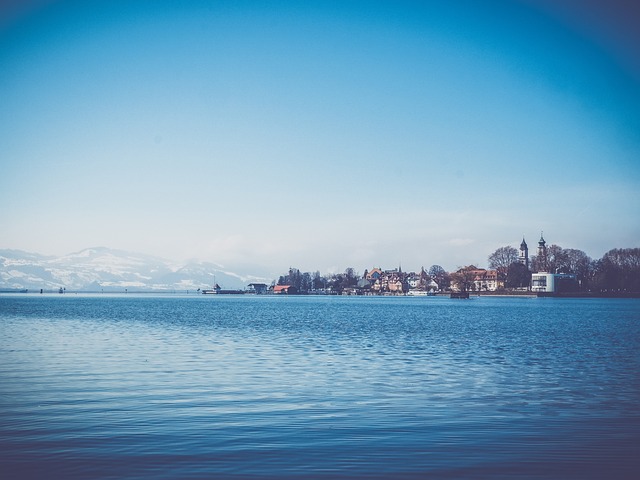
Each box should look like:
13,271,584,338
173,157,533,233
0,247,267,292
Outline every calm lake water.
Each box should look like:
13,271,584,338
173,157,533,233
1,294,638,479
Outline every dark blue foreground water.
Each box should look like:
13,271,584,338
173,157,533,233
1,295,638,479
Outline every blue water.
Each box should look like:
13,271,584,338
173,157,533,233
1,295,638,479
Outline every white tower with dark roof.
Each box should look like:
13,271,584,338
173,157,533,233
519,237,529,270
537,232,548,272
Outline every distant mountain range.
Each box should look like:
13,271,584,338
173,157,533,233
0,247,267,292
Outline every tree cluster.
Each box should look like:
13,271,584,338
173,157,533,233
489,244,640,293
428,265,451,291
277,267,360,294
487,246,526,287
591,248,640,293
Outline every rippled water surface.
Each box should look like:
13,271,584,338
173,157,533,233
1,295,639,478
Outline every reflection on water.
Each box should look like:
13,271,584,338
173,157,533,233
1,295,639,478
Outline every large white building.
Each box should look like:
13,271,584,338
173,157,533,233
531,273,577,293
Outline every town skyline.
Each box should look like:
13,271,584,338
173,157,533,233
1,1,639,274
3,234,635,294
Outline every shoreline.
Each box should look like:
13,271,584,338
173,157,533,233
1,290,639,299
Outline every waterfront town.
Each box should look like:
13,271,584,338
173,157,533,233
4,235,636,297
205,235,640,297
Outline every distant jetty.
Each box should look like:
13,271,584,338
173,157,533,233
202,286,245,295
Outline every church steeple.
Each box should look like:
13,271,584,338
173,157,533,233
537,232,548,272
537,232,547,256
519,236,529,270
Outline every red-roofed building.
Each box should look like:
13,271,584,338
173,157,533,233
272,285,297,294
470,268,499,291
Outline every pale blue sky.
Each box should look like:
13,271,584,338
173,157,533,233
1,0,639,277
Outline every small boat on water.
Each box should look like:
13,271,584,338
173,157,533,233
407,290,435,296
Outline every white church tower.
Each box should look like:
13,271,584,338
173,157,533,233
519,237,529,270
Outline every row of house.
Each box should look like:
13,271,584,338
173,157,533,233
363,267,439,294
216,234,576,295
367,266,503,293
270,266,501,296
222,267,571,296
459,267,500,292
229,269,571,296
278,268,499,295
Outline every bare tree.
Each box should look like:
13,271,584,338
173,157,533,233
488,246,519,270
429,265,450,290
344,267,358,286
562,248,592,278
488,246,519,280
312,271,324,290
594,248,640,292
545,245,568,273
428,265,445,277
451,266,477,292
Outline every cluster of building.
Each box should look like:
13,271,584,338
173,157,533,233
205,234,577,296
344,234,569,295
356,267,496,295
522,234,578,294
356,267,439,295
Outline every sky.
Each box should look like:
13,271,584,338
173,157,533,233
1,0,639,277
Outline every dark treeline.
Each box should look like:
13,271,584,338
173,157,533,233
489,246,640,293
276,267,360,294
594,248,640,292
